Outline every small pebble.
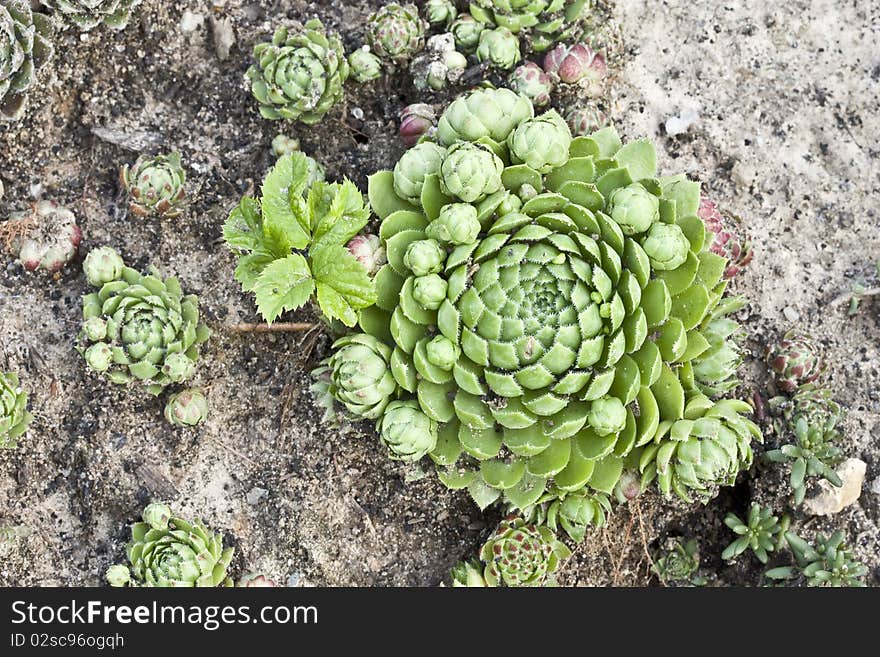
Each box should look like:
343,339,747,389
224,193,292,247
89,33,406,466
246,486,269,505
180,11,204,32
783,306,800,322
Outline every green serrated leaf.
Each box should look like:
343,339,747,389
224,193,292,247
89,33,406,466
233,251,275,292
261,155,311,252
252,254,315,323
223,197,263,251
311,180,371,250
311,245,377,326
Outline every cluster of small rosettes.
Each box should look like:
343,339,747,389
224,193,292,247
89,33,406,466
318,87,762,520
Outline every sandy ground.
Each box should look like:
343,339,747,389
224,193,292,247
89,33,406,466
0,0,877,587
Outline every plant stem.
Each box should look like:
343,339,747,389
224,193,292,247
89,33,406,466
226,322,317,333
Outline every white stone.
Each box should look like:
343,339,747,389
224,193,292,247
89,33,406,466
804,458,867,516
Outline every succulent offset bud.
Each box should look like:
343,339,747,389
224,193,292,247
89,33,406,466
437,87,534,145
479,516,571,587
613,470,642,504
403,239,446,276
519,488,611,544
588,396,627,436
142,502,172,530
393,141,446,205
476,27,522,70
108,504,234,587
411,34,468,91
425,0,458,27
78,260,210,395
426,203,481,245
0,1,54,121
641,222,690,271
565,105,608,136
507,109,572,173
247,20,349,124
105,564,131,587
43,0,142,31
450,13,486,52
440,141,504,202
7,201,82,273
508,62,553,107
121,152,187,219
425,335,460,370
412,273,448,310
543,43,607,96
348,45,383,83
378,400,438,461
271,134,300,158
326,334,397,420
399,103,437,147
237,573,279,587
346,234,387,276
652,537,702,584
765,330,825,394
448,559,488,587
164,388,209,427
698,197,753,279
609,183,660,235
82,246,124,286
1,371,32,449
367,3,427,63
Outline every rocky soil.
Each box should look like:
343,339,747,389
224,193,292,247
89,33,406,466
1,0,877,586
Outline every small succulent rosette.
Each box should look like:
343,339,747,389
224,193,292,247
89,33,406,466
107,503,234,587
5,200,82,273
77,248,210,395
367,3,427,63
247,19,349,124
121,152,188,218
43,0,143,31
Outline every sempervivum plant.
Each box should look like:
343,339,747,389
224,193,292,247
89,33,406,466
164,388,209,427
320,87,763,512
347,45,382,83
425,0,458,28
765,330,825,394
479,515,571,586
77,248,210,395
565,106,607,136
367,4,427,64
0,0,54,121
508,61,553,107
121,152,187,219
470,0,590,53
476,26,521,70
6,200,82,273
247,20,349,124
543,42,606,96
107,503,234,587
698,197,752,279
519,487,610,542
1,371,32,449
652,537,705,586
450,14,486,53
42,0,142,30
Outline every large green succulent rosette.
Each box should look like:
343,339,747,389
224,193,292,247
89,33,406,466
334,87,759,511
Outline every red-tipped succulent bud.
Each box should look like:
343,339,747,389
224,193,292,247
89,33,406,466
7,201,82,273
346,234,387,276
399,103,437,147
699,197,754,279
543,43,607,96
765,330,826,395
